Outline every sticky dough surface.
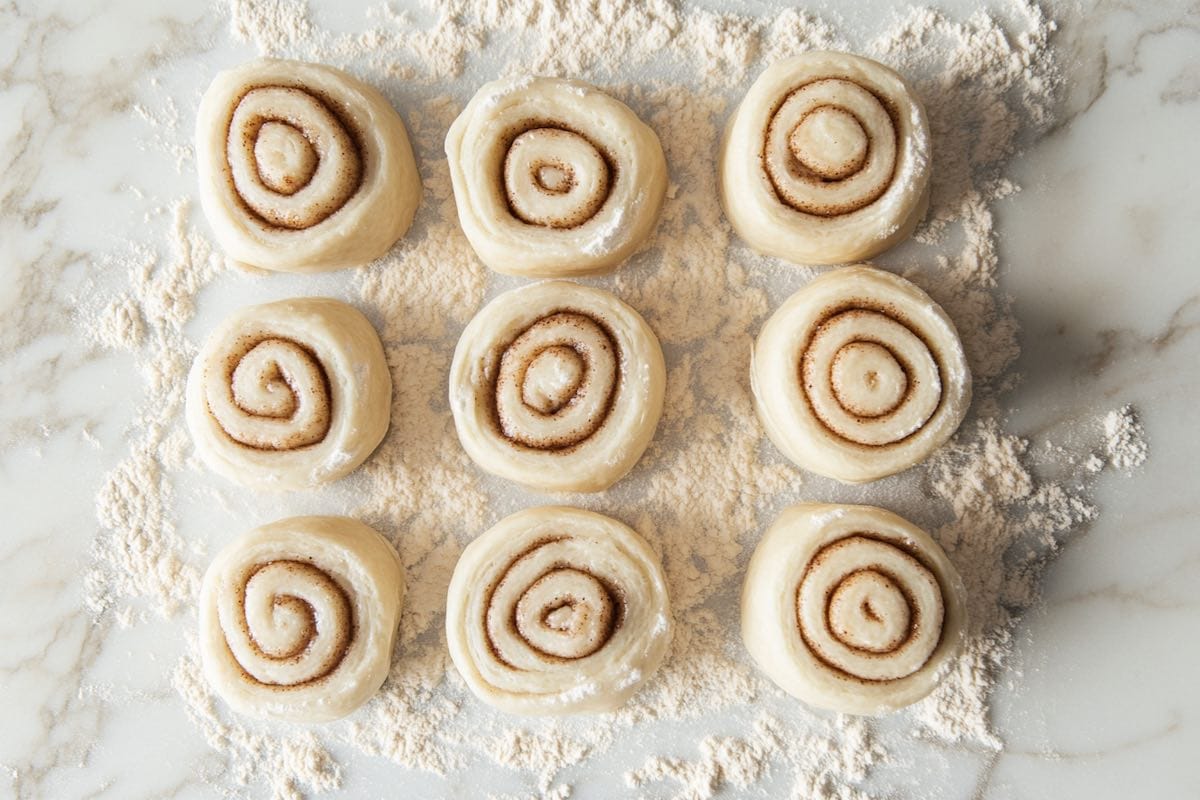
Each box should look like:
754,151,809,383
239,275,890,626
199,516,405,723
449,281,665,493
185,297,392,490
196,58,420,273
741,503,967,715
446,506,672,715
720,51,931,265
445,76,668,277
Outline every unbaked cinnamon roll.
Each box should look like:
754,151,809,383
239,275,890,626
742,503,966,715
196,58,421,273
720,52,931,265
446,506,671,715
449,281,665,493
752,265,970,483
185,298,392,490
199,516,405,722
445,76,667,277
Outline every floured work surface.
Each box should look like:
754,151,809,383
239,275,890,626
85,1,1146,797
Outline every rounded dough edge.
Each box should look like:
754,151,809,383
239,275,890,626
198,515,405,722
448,281,666,493
740,503,967,715
719,51,931,266
445,505,672,714
196,58,421,273
185,297,392,491
445,75,667,277
750,264,971,483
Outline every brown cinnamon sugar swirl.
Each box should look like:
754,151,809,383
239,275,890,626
742,503,966,715
446,506,671,715
185,298,391,490
449,281,665,493
196,58,420,273
751,265,970,483
199,516,404,722
446,76,667,278
720,51,931,265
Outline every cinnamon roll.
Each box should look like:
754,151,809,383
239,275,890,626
720,52,931,265
752,265,970,483
446,506,671,715
449,281,665,493
185,298,392,490
196,58,421,273
445,76,667,277
742,504,966,715
199,516,405,722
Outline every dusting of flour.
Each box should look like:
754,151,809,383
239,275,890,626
83,1,1145,798
1102,404,1148,472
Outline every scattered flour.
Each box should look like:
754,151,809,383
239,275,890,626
627,714,882,800
1102,404,1148,472
81,1,1144,798
85,200,223,620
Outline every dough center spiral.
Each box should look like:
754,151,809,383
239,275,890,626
801,308,941,447
830,341,908,418
495,312,618,450
515,568,615,660
797,536,943,682
827,570,910,653
207,336,332,451
521,345,585,413
503,127,612,228
253,121,319,194
447,506,672,713
486,539,621,670
224,559,353,688
227,86,362,230
789,106,869,180
764,79,897,216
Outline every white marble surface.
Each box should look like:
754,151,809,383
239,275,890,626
1,0,1198,798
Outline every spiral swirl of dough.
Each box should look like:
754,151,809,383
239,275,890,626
446,76,668,277
489,539,620,664
186,298,392,491
720,51,931,265
446,507,671,715
219,559,353,687
763,78,897,217
752,265,970,483
450,282,665,493
226,85,362,230
205,336,333,451
199,516,405,723
801,307,942,448
494,311,617,450
196,58,420,273
503,127,612,229
741,504,966,715
796,536,943,682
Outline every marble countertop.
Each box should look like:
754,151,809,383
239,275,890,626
2,0,1197,798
